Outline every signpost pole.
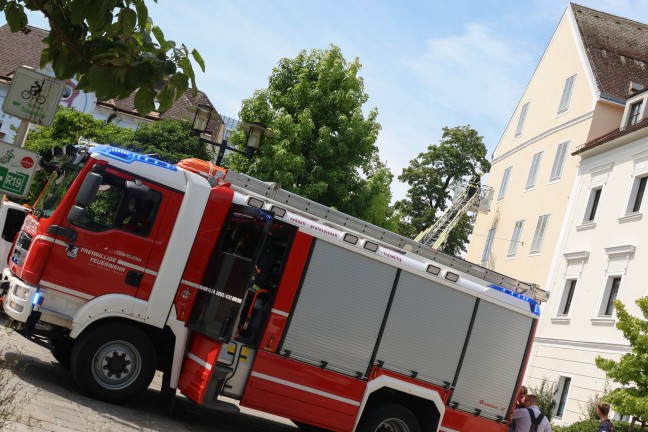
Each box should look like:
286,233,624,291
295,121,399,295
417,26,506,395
13,120,30,149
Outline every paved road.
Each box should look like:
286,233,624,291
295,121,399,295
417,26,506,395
0,324,299,432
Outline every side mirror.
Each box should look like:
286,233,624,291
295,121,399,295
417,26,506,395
67,205,88,226
76,172,103,207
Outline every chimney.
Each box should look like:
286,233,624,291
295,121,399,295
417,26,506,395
629,81,645,94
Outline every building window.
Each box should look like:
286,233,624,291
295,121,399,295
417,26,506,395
550,142,569,181
482,227,496,264
515,102,529,137
627,176,648,214
526,151,543,190
584,187,602,222
554,376,572,417
497,166,512,200
600,276,621,316
628,101,643,126
558,75,576,114
558,280,577,316
530,214,549,254
507,220,524,257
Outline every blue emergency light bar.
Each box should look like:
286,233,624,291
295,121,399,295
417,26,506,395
488,284,540,315
92,146,178,172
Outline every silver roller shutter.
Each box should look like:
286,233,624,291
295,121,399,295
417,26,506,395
451,300,534,419
281,240,397,376
376,271,476,386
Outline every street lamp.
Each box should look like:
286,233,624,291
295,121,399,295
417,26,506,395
191,104,273,166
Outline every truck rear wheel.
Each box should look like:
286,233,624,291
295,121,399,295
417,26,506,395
70,323,156,403
358,403,421,432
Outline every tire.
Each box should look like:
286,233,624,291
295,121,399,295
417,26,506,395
50,338,73,368
70,323,156,403
358,404,421,432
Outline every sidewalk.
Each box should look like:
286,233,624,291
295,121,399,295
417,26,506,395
0,324,298,432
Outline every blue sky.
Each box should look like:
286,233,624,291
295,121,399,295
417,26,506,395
5,0,648,200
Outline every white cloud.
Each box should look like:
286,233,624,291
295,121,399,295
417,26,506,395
407,23,536,124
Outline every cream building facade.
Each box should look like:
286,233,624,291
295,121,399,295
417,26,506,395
465,3,641,287
465,4,648,425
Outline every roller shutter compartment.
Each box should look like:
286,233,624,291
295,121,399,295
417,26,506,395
281,241,397,376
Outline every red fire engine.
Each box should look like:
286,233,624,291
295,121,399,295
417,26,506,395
1,145,547,432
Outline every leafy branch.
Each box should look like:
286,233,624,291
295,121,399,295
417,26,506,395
2,0,205,115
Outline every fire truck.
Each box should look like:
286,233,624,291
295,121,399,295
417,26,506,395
1,144,547,432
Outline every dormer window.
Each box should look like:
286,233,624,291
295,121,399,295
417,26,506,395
628,101,643,126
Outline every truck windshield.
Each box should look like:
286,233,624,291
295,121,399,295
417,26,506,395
33,164,82,218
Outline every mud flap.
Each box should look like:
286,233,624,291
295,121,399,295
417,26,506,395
178,332,223,404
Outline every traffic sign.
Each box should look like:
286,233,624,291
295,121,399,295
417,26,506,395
0,141,39,198
2,67,65,126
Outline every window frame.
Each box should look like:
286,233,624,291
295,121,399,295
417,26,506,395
600,276,622,317
626,175,648,214
525,151,543,190
515,102,529,137
481,227,496,264
557,74,576,114
497,166,512,201
557,279,577,316
554,376,572,418
550,142,569,181
529,214,549,254
507,219,524,258
628,101,643,126
583,187,602,223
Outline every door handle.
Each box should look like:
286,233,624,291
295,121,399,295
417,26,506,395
125,270,143,287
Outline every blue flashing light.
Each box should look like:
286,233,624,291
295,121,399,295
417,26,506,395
32,292,40,305
488,284,540,316
92,145,177,172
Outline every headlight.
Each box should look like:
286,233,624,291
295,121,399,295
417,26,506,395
12,285,32,300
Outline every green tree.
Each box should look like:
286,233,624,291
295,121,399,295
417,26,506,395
596,297,648,421
2,0,204,115
394,125,490,255
23,108,206,203
226,45,394,227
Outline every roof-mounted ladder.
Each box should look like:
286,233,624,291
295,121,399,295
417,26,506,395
209,169,547,303
415,182,493,249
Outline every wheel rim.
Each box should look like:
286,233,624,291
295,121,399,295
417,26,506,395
92,340,142,390
375,417,409,432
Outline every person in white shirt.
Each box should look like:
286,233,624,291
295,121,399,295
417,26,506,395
511,394,551,432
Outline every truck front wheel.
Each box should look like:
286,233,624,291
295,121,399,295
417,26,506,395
358,403,421,432
70,323,156,403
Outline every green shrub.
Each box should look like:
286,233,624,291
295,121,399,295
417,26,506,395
553,419,630,432
529,377,558,420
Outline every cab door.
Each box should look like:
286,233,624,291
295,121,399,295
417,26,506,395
41,167,171,301
179,205,273,404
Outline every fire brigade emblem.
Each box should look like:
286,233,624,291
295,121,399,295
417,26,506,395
66,245,78,258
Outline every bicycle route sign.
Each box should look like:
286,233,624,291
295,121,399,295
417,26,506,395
2,66,65,126
0,141,38,198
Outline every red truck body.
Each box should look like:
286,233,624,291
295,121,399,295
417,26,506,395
1,146,545,432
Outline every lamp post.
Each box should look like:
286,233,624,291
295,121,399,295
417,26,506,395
191,104,273,166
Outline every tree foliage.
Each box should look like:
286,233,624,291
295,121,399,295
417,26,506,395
394,125,490,255
2,0,204,115
227,45,395,228
596,297,648,421
23,108,207,203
